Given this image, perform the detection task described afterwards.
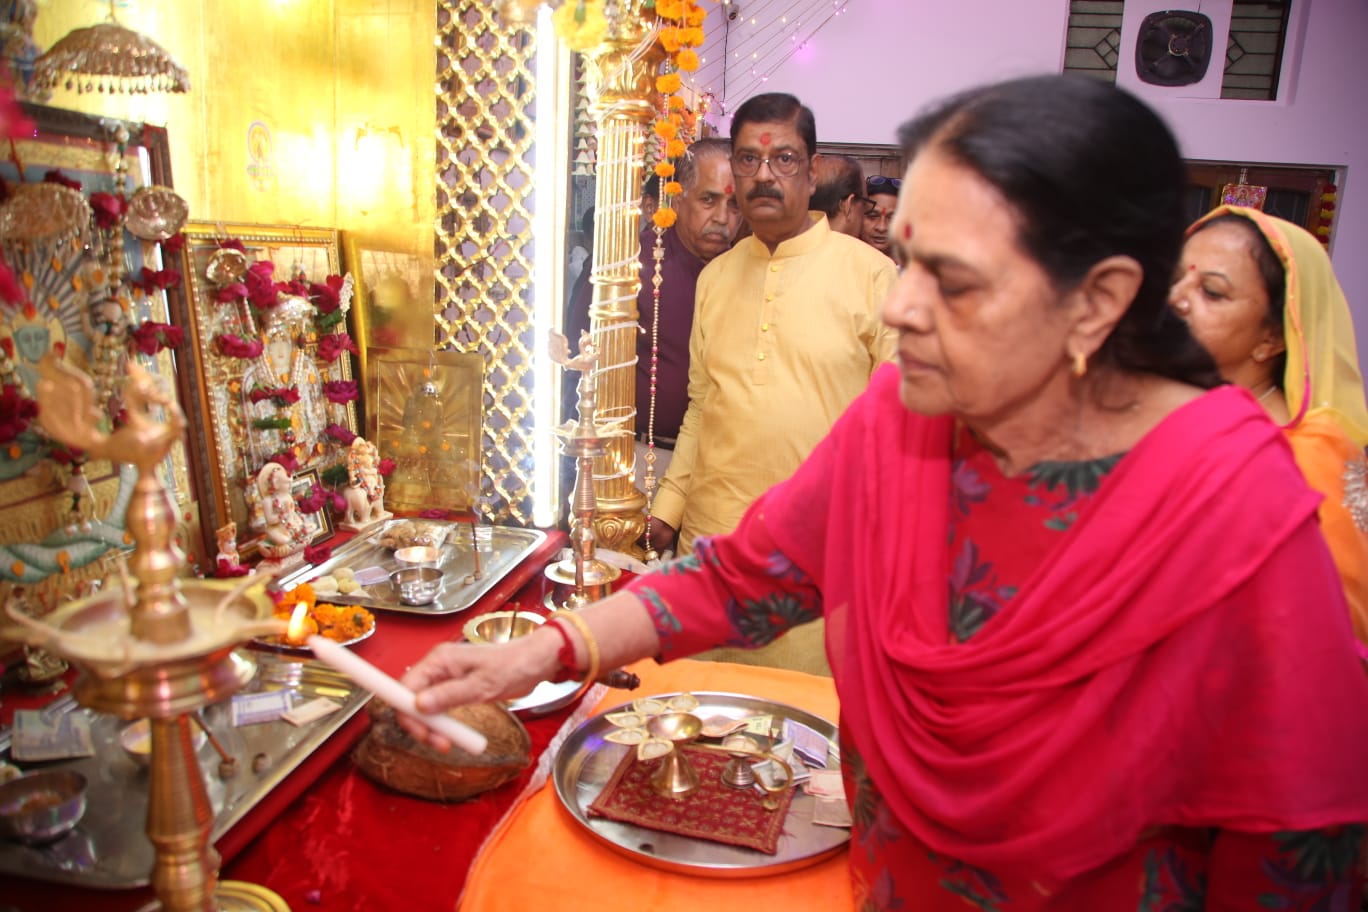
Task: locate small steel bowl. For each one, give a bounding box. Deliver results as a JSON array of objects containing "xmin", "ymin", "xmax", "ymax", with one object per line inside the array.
[
  {"xmin": 0, "ymin": 770, "xmax": 87, "ymax": 845},
  {"xmin": 119, "ymin": 719, "xmax": 206, "ymax": 768},
  {"xmin": 393, "ymin": 545, "xmax": 440, "ymax": 569},
  {"xmin": 390, "ymin": 566, "xmax": 444, "ymax": 606},
  {"xmin": 463, "ymin": 610, "xmax": 544, "ymax": 644}
]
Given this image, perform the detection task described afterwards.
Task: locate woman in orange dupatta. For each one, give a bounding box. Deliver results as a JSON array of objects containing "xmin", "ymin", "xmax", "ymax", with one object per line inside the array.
[
  {"xmin": 401, "ymin": 77, "xmax": 1368, "ymax": 910},
  {"xmin": 1172, "ymin": 206, "xmax": 1368, "ymax": 644}
]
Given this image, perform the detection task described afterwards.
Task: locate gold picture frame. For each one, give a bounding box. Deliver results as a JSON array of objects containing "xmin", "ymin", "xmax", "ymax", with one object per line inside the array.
[
  {"xmin": 0, "ymin": 104, "xmax": 195, "ymax": 601},
  {"xmin": 340, "ymin": 233, "xmax": 434, "ymax": 432},
  {"xmin": 368, "ymin": 346, "xmax": 483, "ymax": 513},
  {"xmin": 169, "ymin": 222, "xmax": 358, "ymax": 556}
]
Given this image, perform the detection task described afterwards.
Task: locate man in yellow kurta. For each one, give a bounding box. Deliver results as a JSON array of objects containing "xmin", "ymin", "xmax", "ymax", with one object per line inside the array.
[{"xmin": 647, "ymin": 93, "xmax": 896, "ymax": 674}]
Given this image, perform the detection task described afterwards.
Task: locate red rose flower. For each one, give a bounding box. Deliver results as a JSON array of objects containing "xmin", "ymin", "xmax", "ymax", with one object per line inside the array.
[
  {"xmin": 132, "ymin": 267, "xmax": 182, "ymax": 293},
  {"xmin": 304, "ymin": 543, "xmax": 333, "ymax": 565},
  {"xmin": 218, "ymin": 238, "xmax": 246, "ymax": 252},
  {"xmin": 324, "ymin": 423, "xmax": 357, "ymax": 445},
  {"xmin": 43, "ymin": 169, "xmax": 81, "ymax": 191},
  {"xmin": 309, "ymin": 275, "xmax": 346, "ymax": 314},
  {"xmin": 0, "ymin": 256, "xmax": 24, "ymax": 305},
  {"xmin": 215, "ymin": 558, "xmax": 251, "ymax": 578},
  {"xmin": 266, "ymin": 451, "xmax": 300, "ymax": 474},
  {"xmin": 377, "ymin": 457, "xmax": 396, "ymax": 476},
  {"xmin": 317, "ymin": 332, "xmax": 359, "ymax": 362},
  {"xmin": 0, "ymin": 86, "xmax": 34, "ymax": 141},
  {"xmin": 215, "ymin": 334, "xmax": 265, "ymax": 359},
  {"xmin": 0, "ymin": 383, "xmax": 39, "ymax": 443},
  {"xmin": 245, "ymin": 261, "xmax": 280, "ymax": 309},
  {"xmin": 214, "ymin": 281, "xmax": 249, "ymax": 303},
  {"xmin": 88, "ymin": 192, "xmax": 127, "ymax": 229},
  {"xmin": 322, "ymin": 380, "xmax": 358, "ymax": 404},
  {"xmin": 161, "ymin": 233, "xmax": 186, "ymax": 255},
  {"xmin": 296, "ymin": 482, "xmax": 327, "ymax": 514},
  {"xmin": 130, "ymin": 321, "xmax": 184, "ymax": 355}
]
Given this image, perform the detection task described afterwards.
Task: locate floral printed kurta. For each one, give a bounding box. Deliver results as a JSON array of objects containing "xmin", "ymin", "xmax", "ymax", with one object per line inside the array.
[{"xmin": 636, "ymin": 426, "xmax": 1364, "ymax": 910}]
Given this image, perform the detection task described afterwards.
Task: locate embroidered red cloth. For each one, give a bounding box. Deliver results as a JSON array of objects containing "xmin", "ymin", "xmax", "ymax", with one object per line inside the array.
[{"xmin": 588, "ymin": 745, "xmax": 794, "ymax": 854}]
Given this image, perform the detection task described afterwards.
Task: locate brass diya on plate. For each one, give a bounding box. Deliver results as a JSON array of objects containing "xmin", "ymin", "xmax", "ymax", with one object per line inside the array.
[{"xmin": 647, "ymin": 712, "xmax": 702, "ymax": 798}]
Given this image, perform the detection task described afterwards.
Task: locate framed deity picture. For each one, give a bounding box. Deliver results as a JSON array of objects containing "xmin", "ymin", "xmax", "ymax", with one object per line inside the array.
[
  {"xmin": 168, "ymin": 222, "xmax": 359, "ymax": 558},
  {"xmin": 367, "ymin": 346, "xmax": 483, "ymax": 513},
  {"xmin": 290, "ymin": 468, "xmax": 333, "ymax": 545},
  {"xmin": 340, "ymin": 234, "xmax": 434, "ymax": 431},
  {"xmin": 0, "ymin": 103, "xmax": 197, "ymax": 602}
]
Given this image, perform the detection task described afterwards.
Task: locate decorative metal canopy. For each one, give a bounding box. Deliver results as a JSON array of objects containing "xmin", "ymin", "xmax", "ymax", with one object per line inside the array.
[{"xmin": 33, "ymin": 3, "xmax": 188, "ymax": 97}]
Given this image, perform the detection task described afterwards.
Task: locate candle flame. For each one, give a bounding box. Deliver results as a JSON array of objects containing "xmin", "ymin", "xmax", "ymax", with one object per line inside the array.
[{"xmin": 285, "ymin": 602, "xmax": 311, "ymax": 645}]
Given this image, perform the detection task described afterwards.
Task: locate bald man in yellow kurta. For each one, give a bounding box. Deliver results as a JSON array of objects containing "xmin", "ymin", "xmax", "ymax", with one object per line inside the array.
[{"xmin": 650, "ymin": 212, "xmax": 896, "ymax": 674}]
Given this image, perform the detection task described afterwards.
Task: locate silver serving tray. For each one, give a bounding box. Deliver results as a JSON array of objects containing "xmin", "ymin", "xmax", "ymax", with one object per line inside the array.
[
  {"xmin": 277, "ymin": 520, "xmax": 547, "ymax": 616},
  {"xmin": 0, "ymin": 653, "xmax": 369, "ymax": 889},
  {"xmin": 552, "ymin": 692, "xmax": 848, "ymax": 877}
]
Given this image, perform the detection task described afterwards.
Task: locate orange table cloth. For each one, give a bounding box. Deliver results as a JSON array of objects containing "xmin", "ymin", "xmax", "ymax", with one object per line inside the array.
[{"xmin": 459, "ymin": 658, "xmax": 851, "ymax": 912}]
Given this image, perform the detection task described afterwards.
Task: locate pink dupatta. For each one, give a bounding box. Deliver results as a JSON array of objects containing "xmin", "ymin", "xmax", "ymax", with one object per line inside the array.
[{"xmin": 765, "ymin": 365, "xmax": 1368, "ymax": 882}]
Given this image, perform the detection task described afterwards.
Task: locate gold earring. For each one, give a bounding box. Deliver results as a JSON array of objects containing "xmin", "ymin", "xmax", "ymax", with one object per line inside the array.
[{"xmin": 1072, "ymin": 350, "xmax": 1088, "ymax": 378}]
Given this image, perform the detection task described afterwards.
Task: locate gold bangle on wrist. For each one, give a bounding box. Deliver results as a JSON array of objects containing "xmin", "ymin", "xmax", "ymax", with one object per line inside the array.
[{"xmin": 548, "ymin": 609, "xmax": 600, "ymax": 698}]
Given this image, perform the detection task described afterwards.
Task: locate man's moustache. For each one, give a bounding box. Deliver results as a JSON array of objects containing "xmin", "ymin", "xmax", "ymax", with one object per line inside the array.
[{"xmin": 747, "ymin": 187, "xmax": 783, "ymax": 201}]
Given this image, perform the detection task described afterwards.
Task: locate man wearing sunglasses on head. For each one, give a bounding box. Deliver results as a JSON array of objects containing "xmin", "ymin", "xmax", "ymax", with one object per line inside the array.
[
  {"xmin": 646, "ymin": 92, "xmax": 896, "ymax": 675},
  {"xmin": 861, "ymin": 174, "xmax": 901, "ymax": 257}
]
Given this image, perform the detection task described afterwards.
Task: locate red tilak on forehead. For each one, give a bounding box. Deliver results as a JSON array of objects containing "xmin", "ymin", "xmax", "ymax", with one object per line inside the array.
[
  {"xmin": 725, "ymin": 184, "xmax": 733, "ymax": 195},
  {"xmin": 902, "ymin": 223, "xmax": 912, "ymax": 240},
  {"xmin": 759, "ymin": 132, "xmax": 771, "ymax": 146}
]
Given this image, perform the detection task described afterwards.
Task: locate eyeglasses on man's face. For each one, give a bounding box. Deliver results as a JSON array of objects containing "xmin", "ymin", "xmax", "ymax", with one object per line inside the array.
[
  {"xmin": 866, "ymin": 175, "xmax": 902, "ymax": 194},
  {"xmin": 731, "ymin": 149, "xmax": 807, "ymax": 178}
]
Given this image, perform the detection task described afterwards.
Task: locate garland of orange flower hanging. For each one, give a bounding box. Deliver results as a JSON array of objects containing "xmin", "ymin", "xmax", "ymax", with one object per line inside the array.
[{"xmin": 642, "ymin": 0, "xmax": 707, "ymax": 559}]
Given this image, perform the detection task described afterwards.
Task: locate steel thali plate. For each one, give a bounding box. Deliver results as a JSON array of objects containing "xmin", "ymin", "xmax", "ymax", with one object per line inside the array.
[
  {"xmin": 552, "ymin": 691, "xmax": 848, "ymax": 877},
  {"xmin": 276, "ymin": 520, "xmax": 547, "ymax": 616}
]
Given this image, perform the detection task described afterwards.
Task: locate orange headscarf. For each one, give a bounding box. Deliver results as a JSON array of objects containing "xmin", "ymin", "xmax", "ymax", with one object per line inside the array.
[{"xmin": 1188, "ymin": 205, "xmax": 1368, "ymax": 445}]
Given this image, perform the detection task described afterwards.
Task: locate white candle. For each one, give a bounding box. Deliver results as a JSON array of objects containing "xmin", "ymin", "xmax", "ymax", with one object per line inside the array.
[{"xmin": 305, "ymin": 634, "xmax": 488, "ymax": 755}]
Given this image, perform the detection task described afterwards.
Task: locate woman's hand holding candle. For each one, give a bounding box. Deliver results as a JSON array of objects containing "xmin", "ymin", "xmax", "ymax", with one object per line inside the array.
[{"xmin": 305, "ymin": 634, "xmax": 488, "ymax": 755}]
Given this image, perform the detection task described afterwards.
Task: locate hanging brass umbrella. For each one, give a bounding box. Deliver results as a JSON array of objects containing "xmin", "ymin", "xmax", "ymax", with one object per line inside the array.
[{"xmin": 33, "ymin": 1, "xmax": 189, "ymax": 96}]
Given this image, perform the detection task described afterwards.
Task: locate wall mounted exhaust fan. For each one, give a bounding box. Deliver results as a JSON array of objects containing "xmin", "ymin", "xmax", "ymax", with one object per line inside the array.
[{"xmin": 1135, "ymin": 10, "xmax": 1214, "ymax": 87}]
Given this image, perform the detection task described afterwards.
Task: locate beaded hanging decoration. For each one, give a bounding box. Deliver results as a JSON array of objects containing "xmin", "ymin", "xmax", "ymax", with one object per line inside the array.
[{"xmin": 640, "ymin": 0, "xmax": 706, "ymax": 561}]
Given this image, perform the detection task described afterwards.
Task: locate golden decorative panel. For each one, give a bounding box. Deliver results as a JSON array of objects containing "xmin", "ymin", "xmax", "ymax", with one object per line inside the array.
[{"xmin": 435, "ymin": 2, "xmax": 542, "ymax": 525}]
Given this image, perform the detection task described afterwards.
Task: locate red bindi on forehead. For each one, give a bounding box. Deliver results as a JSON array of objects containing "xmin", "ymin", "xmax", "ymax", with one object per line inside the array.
[
  {"xmin": 759, "ymin": 132, "xmax": 771, "ymax": 146},
  {"xmin": 902, "ymin": 223, "xmax": 912, "ymax": 240},
  {"xmin": 724, "ymin": 184, "xmax": 733, "ymax": 195}
]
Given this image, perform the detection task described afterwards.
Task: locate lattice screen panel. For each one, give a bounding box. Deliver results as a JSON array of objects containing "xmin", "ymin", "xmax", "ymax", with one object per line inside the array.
[{"xmin": 436, "ymin": 2, "xmax": 540, "ymax": 524}]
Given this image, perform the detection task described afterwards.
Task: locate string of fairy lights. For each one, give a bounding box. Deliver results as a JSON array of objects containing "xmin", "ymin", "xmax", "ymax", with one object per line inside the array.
[{"xmin": 682, "ymin": 0, "xmax": 853, "ymax": 120}]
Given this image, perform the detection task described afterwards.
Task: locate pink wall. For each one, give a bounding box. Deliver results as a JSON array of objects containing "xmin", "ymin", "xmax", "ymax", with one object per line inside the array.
[{"xmin": 703, "ymin": 0, "xmax": 1368, "ymax": 369}]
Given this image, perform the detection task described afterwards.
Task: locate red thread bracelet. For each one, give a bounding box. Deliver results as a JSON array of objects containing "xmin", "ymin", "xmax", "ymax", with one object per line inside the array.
[{"xmin": 545, "ymin": 616, "xmax": 580, "ymax": 682}]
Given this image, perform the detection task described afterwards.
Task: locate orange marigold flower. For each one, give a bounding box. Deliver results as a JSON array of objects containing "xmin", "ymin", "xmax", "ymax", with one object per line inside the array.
[
  {"xmin": 655, "ymin": 162, "xmax": 676, "ymax": 178},
  {"xmin": 675, "ymin": 49, "xmax": 700, "ymax": 72},
  {"xmin": 664, "ymin": 181, "xmax": 683, "ymax": 197},
  {"xmin": 685, "ymin": 27, "xmax": 706, "ymax": 45},
  {"xmin": 668, "ymin": 94, "xmax": 686, "ymax": 111},
  {"xmin": 666, "ymin": 138, "xmax": 687, "ymax": 158},
  {"xmin": 654, "ymin": 118, "xmax": 679, "ymax": 140},
  {"xmin": 277, "ymin": 582, "xmax": 317, "ymax": 612},
  {"xmin": 656, "ymin": 72, "xmax": 682, "ymax": 94},
  {"xmin": 659, "ymin": 27, "xmax": 682, "ymax": 52},
  {"xmin": 656, "ymin": 0, "xmax": 685, "ymax": 20},
  {"xmin": 685, "ymin": 5, "xmax": 708, "ymax": 26},
  {"xmin": 653, "ymin": 207, "xmax": 678, "ymax": 228}
]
